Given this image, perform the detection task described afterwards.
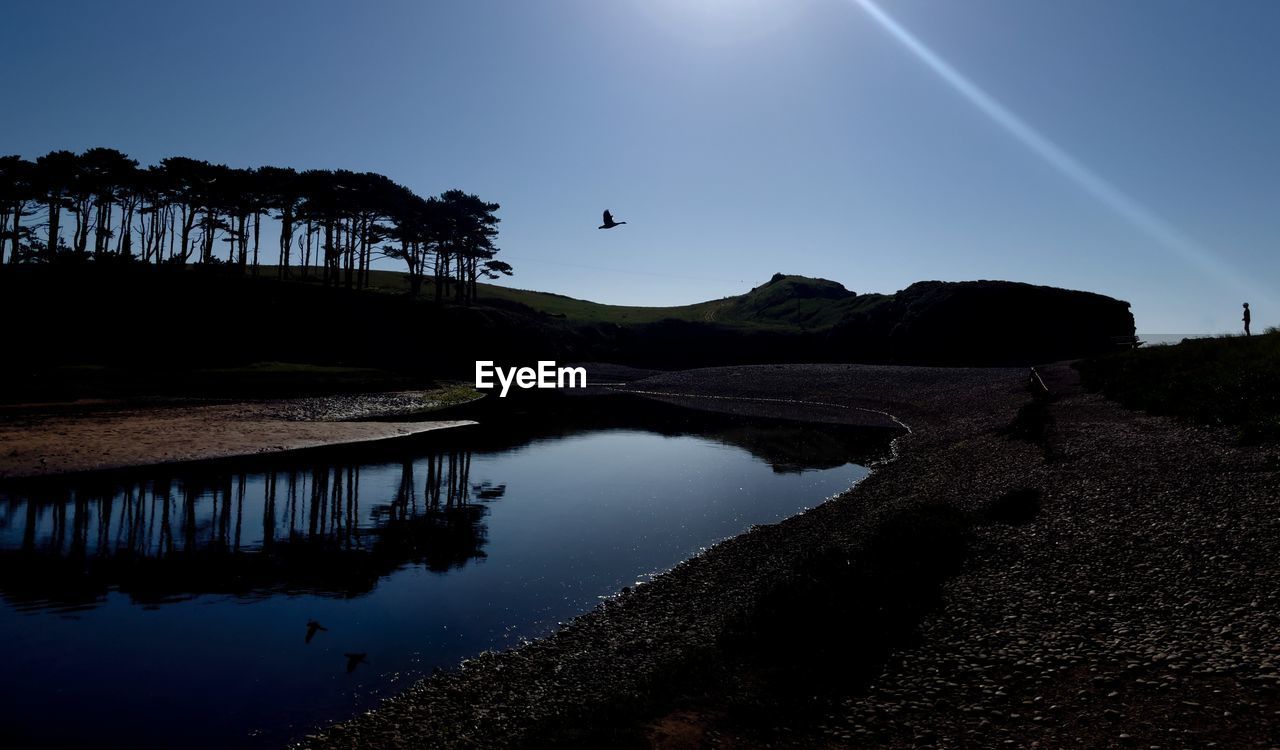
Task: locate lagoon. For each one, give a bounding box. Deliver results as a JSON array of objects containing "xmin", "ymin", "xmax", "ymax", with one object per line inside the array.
[{"xmin": 0, "ymin": 398, "xmax": 893, "ymax": 748}]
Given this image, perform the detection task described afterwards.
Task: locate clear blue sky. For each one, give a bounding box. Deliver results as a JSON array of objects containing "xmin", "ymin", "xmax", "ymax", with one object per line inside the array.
[{"xmin": 3, "ymin": 0, "xmax": 1277, "ymax": 333}]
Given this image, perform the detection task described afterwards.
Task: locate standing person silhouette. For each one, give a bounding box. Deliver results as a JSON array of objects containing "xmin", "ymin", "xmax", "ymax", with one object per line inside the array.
[{"xmin": 1243, "ymin": 302, "xmax": 1251, "ymax": 336}]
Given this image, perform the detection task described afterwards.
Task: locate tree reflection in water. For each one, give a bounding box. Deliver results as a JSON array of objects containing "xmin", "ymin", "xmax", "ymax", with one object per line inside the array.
[
  {"xmin": 0, "ymin": 394, "xmax": 894, "ymax": 613},
  {"xmin": 0, "ymin": 449, "xmax": 494, "ymax": 608}
]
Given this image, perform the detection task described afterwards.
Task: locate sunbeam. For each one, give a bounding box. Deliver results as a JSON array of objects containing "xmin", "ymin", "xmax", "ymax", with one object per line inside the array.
[{"xmin": 850, "ymin": 0, "xmax": 1271, "ymax": 310}]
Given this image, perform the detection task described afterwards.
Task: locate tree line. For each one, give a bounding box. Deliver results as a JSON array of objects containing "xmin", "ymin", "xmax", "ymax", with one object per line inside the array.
[{"xmin": 0, "ymin": 148, "xmax": 510, "ymax": 302}]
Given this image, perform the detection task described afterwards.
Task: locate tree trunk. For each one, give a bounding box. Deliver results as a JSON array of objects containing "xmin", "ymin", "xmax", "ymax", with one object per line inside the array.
[
  {"xmin": 139, "ymin": 210, "xmax": 150, "ymax": 262},
  {"xmin": 252, "ymin": 211, "xmax": 260, "ymax": 276},
  {"xmin": 179, "ymin": 205, "xmax": 194, "ymax": 263},
  {"xmin": 10, "ymin": 204, "xmax": 21, "ymax": 264},
  {"xmin": 73, "ymin": 198, "xmax": 92, "ymax": 256},
  {"xmin": 324, "ymin": 221, "xmax": 334, "ymax": 286},
  {"xmin": 435, "ymin": 251, "xmax": 447, "ymax": 302},
  {"xmin": 302, "ymin": 221, "xmax": 312, "ymax": 278},
  {"xmin": 358, "ymin": 215, "xmax": 369, "ymax": 289},
  {"xmin": 0, "ymin": 205, "xmax": 9, "ymax": 267},
  {"xmin": 408, "ymin": 240, "xmax": 423, "ymax": 296},
  {"xmin": 455, "ymin": 249, "xmax": 465, "ymax": 302},
  {"xmin": 46, "ymin": 200, "xmax": 61, "ymax": 261},
  {"xmin": 278, "ymin": 207, "xmax": 293, "ymax": 279},
  {"xmin": 119, "ymin": 204, "xmax": 133, "ymax": 259},
  {"xmin": 344, "ymin": 218, "xmax": 355, "ymax": 289},
  {"xmin": 236, "ymin": 214, "xmax": 248, "ymax": 268},
  {"xmin": 114, "ymin": 202, "xmax": 129, "ymax": 255},
  {"xmin": 203, "ymin": 211, "xmax": 218, "ymax": 264},
  {"xmin": 93, "ymin": 201, "xmax": 105, "ymax": 257},
  {"xmin": 0, "ymin": 204, "xmax": 11, "ymax": 266}
]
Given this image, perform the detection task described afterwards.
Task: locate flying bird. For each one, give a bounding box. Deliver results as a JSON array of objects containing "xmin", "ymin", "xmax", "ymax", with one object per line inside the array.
[
  {"xmin": 599, "ymin": 210, "xmax": 627, "ymax": 229},
  {"xmin": 344, "ymin": 652, "xmax": 369, "ymax": 673},
  {"xmin": 305, "ymin": 619, "xmax": 328, "ymax": 644}
]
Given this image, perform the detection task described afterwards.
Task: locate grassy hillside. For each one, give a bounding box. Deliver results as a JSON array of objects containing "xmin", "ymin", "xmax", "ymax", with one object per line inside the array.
[
  {"xmin": 1078, "ymin": 331, "xmax": 1280, "ymax": 443},
  {"xmin": 262, "ymin": 266, "xmax": 734, "ymax": 325},
  {"xmin": 272, "ymin": 268, "xmax": 873, "ymax": 330},
  {"xmin": 478, "ymin": 283, "xmax": 735, "ymax": 325},
  {"xmin": 0, "ymin": 264, "xmax": 1138, "ymax": 402},
  {"xmin": 718, "ymin": 275, "xmax": 887, "ymax": 329},
  {"xmin": 483, "ymin": 274, "xmax": 885, "ymax": 329},
  {"xmin": 262, "ymin": 267, "xmax": 1137, "ymax": 367}
]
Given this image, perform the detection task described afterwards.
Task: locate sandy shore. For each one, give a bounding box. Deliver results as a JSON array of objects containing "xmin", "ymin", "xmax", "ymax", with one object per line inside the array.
[
  {"xmin": 0, "ymin": 391, "xmax": 475, "ymax": 479},
  {"xmin": 291, "ymin": 362, "xmax": 1279, "ymax": 749}
]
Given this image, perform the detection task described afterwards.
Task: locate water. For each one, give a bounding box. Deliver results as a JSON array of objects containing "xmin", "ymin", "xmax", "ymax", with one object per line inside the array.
[{"xmin": 0, "ymin": 397, "xmax": 894, "ymax": 749}]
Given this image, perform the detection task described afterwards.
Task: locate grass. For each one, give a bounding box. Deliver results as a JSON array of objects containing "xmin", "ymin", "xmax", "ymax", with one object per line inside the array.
[
  {"xmin": 1077, "ymin": 330, "xmax": 1280, "ymax": 443},
  {"xmin": 480, "ymin": 273, "xmax": 890, "ymax": 330},
  {"xmin": 419, "ymin": 384, "xmax": 483, "ymax": 410},
  {"xmin": 260, "ymin": 266, "xmax": 739, "ymax": 325},
  {"xmin": 258, "ymin": 266, "xmax": 872, "ymax": 330},
  {"xmin": 478, "ymin": 282, "xmax": 737, "ymax": 325}
]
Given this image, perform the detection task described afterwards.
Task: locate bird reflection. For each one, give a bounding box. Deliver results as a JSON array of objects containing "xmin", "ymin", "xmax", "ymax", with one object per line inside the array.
[
  {"xmin": 473, "ymin": 483, "xmax": 507, "ymax": 501},
  {"xmin": 344, "ymin": 652, "xmax": 369, "ymax": 673},
  {"xmin": 305, "ymin": 619, "xmax": 328, "ymax": 644}
]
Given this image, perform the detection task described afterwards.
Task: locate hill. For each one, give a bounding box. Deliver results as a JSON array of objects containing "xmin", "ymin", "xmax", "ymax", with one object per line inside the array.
[
  {"xmin": 0, "ymin": 265, "xmax": 1135, "ymax": 399},
  {"xmin": 482, "ymin": 273, "xmax": 873, "ymax": 330},
  {"xmin": 299, "ymin": 269, "xmax": 870, "ymax": 329},
  {"xmin": 471, "ymin": 272, "xmax": 1135, "ymax": 365},
  {"xmin": 827, "ymin": 279, "xmax": 1136, "ymax": 365}
]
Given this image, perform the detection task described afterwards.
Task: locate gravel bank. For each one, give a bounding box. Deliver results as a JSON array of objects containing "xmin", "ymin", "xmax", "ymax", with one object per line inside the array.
[
  {"xmin": 806, "ymin": 363, "xmax": 1280, "ymax": 749},
  {"xmin": 296, "ymin": 361, "xmax": 1280, "ymax": 748},
  {"xmin": 296, "ymin": 363, "xmax": 1039, "ymax": 748}
]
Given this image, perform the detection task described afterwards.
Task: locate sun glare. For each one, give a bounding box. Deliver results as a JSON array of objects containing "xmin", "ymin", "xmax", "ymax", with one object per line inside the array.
[
  {"xmin": 847, "ymin": 0, "xmax": 1274, "ymax": 312},
  {"xmin": 639, "ymin": 0, "xmax": 808, "ymax": 45}
]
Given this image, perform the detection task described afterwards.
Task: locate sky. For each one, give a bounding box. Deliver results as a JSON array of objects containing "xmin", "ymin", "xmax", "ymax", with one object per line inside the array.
[{"xmin": 2, "ymin": 0, "xmax": 1277, "ymax": 333}]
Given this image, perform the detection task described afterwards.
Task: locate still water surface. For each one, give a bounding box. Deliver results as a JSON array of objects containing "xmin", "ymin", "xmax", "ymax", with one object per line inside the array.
[{"xmin": 0, "ymin": 401, "xmax": 891, "ymax": 748}]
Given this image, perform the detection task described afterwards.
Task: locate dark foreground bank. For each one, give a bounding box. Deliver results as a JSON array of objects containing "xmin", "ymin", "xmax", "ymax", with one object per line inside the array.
[{"xmin": 293, "ymin": 362, "xmax": 1280, "ymax": 749}]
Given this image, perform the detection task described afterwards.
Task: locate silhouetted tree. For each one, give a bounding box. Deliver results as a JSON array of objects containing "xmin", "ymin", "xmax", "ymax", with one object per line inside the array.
[
  {"xmin": 134, "ymin": 165, "xmax": 174, "ymax": 264},
  {"xmin": 258, "ymin": 166, "xmax": 301, "ymax": 279},
  {"xmin": 4, "ymin": 148, "xmax": 511, "ymax": 295},
  {"xmin": 159, "ymin": 156, "xmax": 213, "ymax": 263},
  {"xmin": 0, "ymin": 156, "xmax": 38, "ymax": 266},
  {"xmin": 383, "ymin": 192, "xmax": 441, "ymax": 297},
  {"xmin": 34, "ymin": 150, "xmax": 79, "ymax": 261},
  {"xmin": 78, "ymin": 147, "xmax": 138, "ymax": 259},
  {"xmin": 435, "ymin": 190, "xmax": 501, "ymax": 304}
]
